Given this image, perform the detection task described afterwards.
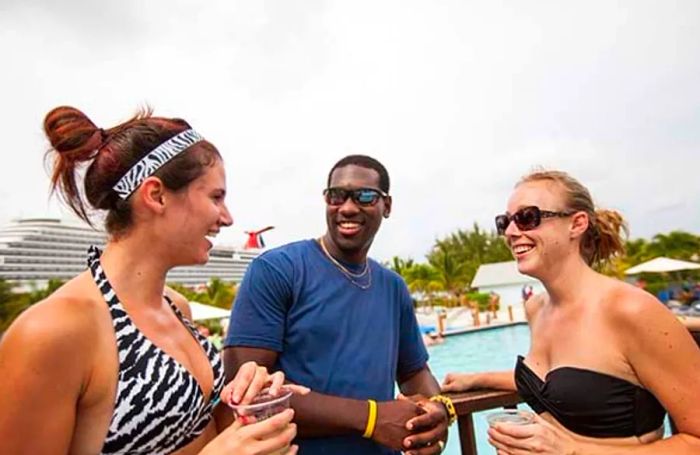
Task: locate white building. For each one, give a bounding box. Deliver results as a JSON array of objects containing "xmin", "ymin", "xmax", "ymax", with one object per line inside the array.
[
  {"xmin": 471, "ymin": 260, "xmax": 544, "ymax": 306},
  {"xmin": 0, "ymin": 218, "xmax": 259, "ymax": 289}
]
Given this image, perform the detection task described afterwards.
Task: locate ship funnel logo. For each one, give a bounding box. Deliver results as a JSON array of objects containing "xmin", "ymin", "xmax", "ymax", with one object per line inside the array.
[{"xmin": 244, "ymin": 226, "xmax": 275, "ymax": 249}]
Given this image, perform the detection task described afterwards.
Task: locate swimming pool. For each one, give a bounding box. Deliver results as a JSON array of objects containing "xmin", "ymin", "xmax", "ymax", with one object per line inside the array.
[{"xmin": 427, "ymin": 323, "xmax": 530, "ymax": 455}]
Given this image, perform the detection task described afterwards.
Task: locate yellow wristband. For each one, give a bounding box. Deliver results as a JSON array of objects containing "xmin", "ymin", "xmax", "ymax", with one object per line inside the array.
[
  {"xmin": 363, "ymin": 399, "xmax": 378, "ymax": 439},
  {"xmin": 430, "ymin": 394, "xmax": 457, "ymax": 426}
]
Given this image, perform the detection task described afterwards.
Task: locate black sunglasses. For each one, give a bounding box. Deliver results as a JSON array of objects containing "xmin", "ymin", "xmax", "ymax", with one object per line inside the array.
[
  {"xmin": 323, "ymin": 187, "xmax": 388, "ymax": 207},
  {"xmin": 495, "ymin": 206, "xmax": 575, "ymax": 235}
]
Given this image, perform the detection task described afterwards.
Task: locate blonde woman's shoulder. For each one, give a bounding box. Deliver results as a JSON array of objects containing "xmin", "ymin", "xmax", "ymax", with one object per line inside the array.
[{"xmin": 604, "ymin": 278, "xmax": 673, "ymax": 327}]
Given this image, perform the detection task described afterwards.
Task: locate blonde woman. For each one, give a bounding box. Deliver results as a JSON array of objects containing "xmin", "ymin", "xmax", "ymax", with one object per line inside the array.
[{"xmin": 443, "ymin": 170, "xmax": 700, "ymax": 454}]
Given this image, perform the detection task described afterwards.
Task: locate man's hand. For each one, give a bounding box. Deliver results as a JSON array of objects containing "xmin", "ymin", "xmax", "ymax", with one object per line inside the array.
[
  {"xmin": 399, "ymin": 394, "xmax": 449, "ymax": 455},
  {"xmin": 371, "ymin": 400, "xmax": 424, "ymax": 450}
]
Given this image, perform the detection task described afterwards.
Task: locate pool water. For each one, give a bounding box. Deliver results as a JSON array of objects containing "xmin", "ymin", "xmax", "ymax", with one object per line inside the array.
[{"xmin": 427, "ymin": 323, "xmax": 530, "ymax": 455}]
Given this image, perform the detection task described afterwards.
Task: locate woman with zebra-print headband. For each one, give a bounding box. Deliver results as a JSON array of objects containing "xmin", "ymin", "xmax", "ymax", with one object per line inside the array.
[{"xmin": 0, "ymin": 106, "xmax": 308, "ymax": 455}]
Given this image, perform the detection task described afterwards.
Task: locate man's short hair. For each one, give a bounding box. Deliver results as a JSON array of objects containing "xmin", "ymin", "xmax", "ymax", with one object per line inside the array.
[{"xmin": 327, "ymin": 155, "xmax": 390, "ymax": 193}]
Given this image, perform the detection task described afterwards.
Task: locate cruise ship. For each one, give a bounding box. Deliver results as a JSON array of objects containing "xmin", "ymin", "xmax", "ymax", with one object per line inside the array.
[{"xmin": 0, "ymin": 218, "xmax": 260, "ymax": 289}]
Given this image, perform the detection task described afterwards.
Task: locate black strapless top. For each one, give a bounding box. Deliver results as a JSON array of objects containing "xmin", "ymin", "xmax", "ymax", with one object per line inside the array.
[{"xmin": 515, "ymin": 355, "xmax": 666, "ymax": 438}]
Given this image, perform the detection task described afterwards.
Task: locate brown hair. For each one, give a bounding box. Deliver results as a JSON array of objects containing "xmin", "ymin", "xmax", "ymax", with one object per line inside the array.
[
  {"xmin": 44, "ymin": 106, "xmax": 221, "ymax": 237},
  {"xmin": 518, "ymin": 170, "xmax": 628, "ymax": 267}
]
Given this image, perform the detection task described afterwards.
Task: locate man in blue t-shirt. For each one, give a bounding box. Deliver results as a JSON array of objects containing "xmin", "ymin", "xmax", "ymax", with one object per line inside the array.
[{"xmin": 224, "ymin": 155, "xmax": 452, "ymax": 454}]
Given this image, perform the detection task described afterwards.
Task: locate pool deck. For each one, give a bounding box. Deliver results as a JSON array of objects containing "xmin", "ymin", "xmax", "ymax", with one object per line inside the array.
[
  {"xmin": 416, "ymin": 304, "xmax": 528, "ymax": 337},
  {"xmin": 441, "ymin": 320, "xmax": 527, "ymax": 336}
]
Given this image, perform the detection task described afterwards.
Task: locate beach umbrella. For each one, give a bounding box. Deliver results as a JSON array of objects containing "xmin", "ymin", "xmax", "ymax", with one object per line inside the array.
[
  {"xmin": 624, "ymin": 257, "xmax": 700, "ymax": 275},
  {"xmin": 189, "ymin": 301, "xmax": 231, "ymax": 321}
]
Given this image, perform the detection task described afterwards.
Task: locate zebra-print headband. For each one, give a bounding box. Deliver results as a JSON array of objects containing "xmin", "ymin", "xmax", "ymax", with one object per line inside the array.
[{"xmin": 112, "ymin": 129, "xmax": 204, "ymax": 199}]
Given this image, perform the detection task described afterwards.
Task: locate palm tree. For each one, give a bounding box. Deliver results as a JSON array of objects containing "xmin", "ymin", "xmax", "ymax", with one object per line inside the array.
[
  {"xmin": 202, "ymin": 278, "xmax": 237, "ymax": 310},
  {"xmin": 0, "ymin": 279, "xmax": 16, "ymax": 325},
  {"xmin": 428, "ymin": 223, "xmax": 512, "ymax": 289},
  {"xmin": 388, "ymin": 256, "xmax": 415, "ymax": 278},
  {"xmin": 0, "ymin": 280, "xmax": 33, "ymax": 333},
  {"xmin": 647, "ymin": 231, "xmax": 700, "ymax": 261},
  {"xmin": 403, "ymin": 264, "xmax": 444, "ymax": 310},
  {"xmin": 427, "ymin": 244, "xmax": 469, "ymax": 300},
  {"xmin": 28, "ymin": 279, "xmax": 65, "ymax": 302},
  {"xmin": 167, "ymin": 280, "xmax": 237, "ymax": 310}
]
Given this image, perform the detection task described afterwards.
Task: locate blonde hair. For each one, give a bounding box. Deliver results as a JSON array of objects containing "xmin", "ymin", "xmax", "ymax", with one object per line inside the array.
[{"xmin": 518, "ymin": 170, "xmax": 628, "ymax": 267}]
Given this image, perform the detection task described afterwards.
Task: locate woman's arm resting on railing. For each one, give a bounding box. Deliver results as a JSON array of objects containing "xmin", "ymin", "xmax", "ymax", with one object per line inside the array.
[
  {"xmin": 441, "ymin": 370, "xmax": 516, "ymax": 393},
  {"xmin": 678, "ymin": 315, "xmax": 700, "ymax": 331}
]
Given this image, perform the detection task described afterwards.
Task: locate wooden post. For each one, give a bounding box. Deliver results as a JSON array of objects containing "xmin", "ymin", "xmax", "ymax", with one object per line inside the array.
[
  {"xmin": 458, "ymin": 413, "xmax": 478, "ymax": 455},
  {"xmin": 489, "ymin": 293, "xmax": 499, "ymax": 319},
  {"xmin": 448, "ymin": 389, "xmax": 523, "ymax": 455},
  {"xmin": 508, "ymin": 305, "xmax": 513, "ymax": 322},
  {"xmin": 437, "ymin": 313, "xmax": 446, "ymax": 335},
  {"xmin": 460, "ymin": 295, "xmax": 468, "ymax": 307}
]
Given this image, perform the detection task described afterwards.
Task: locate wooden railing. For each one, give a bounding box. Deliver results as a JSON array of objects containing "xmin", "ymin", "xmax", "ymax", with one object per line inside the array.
[{"xmin": 445, "ymin": 389, "xmax": 522, "ymax": 455}]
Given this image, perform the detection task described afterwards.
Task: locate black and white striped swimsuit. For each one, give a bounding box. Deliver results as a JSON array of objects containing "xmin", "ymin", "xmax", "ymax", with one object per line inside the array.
[{"xmin": 87, "ymin": 246, "xmax": 225, "ymax": 455}]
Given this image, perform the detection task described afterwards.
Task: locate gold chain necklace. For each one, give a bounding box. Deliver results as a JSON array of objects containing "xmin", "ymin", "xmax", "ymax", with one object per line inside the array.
[{"xmin": 318, "ymin": 237, "xmax": 372, "ymax": 290}]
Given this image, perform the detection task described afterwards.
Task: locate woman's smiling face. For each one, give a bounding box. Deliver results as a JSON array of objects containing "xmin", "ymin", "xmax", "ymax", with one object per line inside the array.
[{"xmin": 504, "ymin": 180, "xmax": 577, "ymax": 279}]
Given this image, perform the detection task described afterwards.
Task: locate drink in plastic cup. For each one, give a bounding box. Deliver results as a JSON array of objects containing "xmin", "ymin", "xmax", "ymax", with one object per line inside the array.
[
  {"xmin": 485, "ymin": 409, "xmax": 535, "ymax": 427},
  {"xmin": 229, "ymin": 387, "xmax": 293, "ymax": 425}
]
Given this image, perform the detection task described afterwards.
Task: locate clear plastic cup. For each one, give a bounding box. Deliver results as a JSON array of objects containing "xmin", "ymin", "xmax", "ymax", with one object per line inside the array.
[
  {"xmin": 485, "ymin": 409, "xmax": 535, "ymax": 427},
  {"xmin": 229, "ymin": 387, "xmax": 293, "ymax": 425}
]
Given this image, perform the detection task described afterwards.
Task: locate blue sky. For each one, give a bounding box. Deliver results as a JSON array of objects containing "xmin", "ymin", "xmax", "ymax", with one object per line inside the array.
[{"xmin": 1, "ymin": 0, "xmax": 699, "ymax": 261}]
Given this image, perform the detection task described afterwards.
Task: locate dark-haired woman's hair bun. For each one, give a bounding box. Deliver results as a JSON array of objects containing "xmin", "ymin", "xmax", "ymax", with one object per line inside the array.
[
  {"xmin": 44, "ymin": 106, "xmax": 106, "ymax": 224},
  {"xmin": 44, "ymin": 105, "xmax": 222, "ymax": 237},
  {"xmin": 44, "ymin": 106, "xmax": 103, "ymax": 157}
]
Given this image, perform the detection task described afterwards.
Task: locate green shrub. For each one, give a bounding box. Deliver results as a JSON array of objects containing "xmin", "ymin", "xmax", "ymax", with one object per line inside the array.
[{"xmin": 466, "ymin": 291, "xmax": 496, "ymax": 312}]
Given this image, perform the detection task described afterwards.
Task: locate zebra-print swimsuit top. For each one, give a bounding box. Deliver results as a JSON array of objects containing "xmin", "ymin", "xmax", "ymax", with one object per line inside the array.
[{"xmin": 87, "ymin": 246, "xmax": 226, "ymax": 455}]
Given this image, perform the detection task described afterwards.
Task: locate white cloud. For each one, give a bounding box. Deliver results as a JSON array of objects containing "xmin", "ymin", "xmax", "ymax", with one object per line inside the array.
[{"xmin": 1, "ymin": 0, "xmax": 699, "ymax": 262}]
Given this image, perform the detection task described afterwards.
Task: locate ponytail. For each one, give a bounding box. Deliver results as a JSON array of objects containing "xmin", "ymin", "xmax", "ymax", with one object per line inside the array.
[{"xmin": 582, "ymin": 209, "xmax": 628, "ymax": 267}]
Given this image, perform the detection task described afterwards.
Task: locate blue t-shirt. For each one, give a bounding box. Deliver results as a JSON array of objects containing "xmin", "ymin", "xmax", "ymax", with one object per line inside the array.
[{"xmin": 225, "ymin": 239, "xmax": 429, "ymax": 454}]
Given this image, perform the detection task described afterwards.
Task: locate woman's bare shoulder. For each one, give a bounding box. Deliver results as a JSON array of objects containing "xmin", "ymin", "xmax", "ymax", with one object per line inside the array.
[
  {"xmin": 0, "ymin": 273, "xmax": 110, "ymax": 408},
  {"xmin": 604, "ymin": 279, "xmax": 666, "ymax": 320},
  {"xmin": 3, "ymin": 273, "xmax": 104, "ymax": 352},
  {"xmin": 602, "ymin": 279, "xmax": 683, "ymax": 341}
]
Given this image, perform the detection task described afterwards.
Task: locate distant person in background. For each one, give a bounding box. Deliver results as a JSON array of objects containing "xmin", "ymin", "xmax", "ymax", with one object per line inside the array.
[
  {"xmin": 0, "ymin": 106, "xmax": 304, "ymax": 454},
  {"xmin": 423, "ymin": 332, "xmax": 445, "ymax": 347},
  {"xmin": 634, "ymin": 278, "xmax": 647, "ymax": 289},
  {"xmin": 197, "ymin": 323, "xmax": 212, "ymax": 337},
  {"xmin": 521, "ymin": 284, "xmax": 533, "ymax": 304},
  {"xmin": 443, "ymin": 170, "xmax": 700, "ymax": 453}
]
